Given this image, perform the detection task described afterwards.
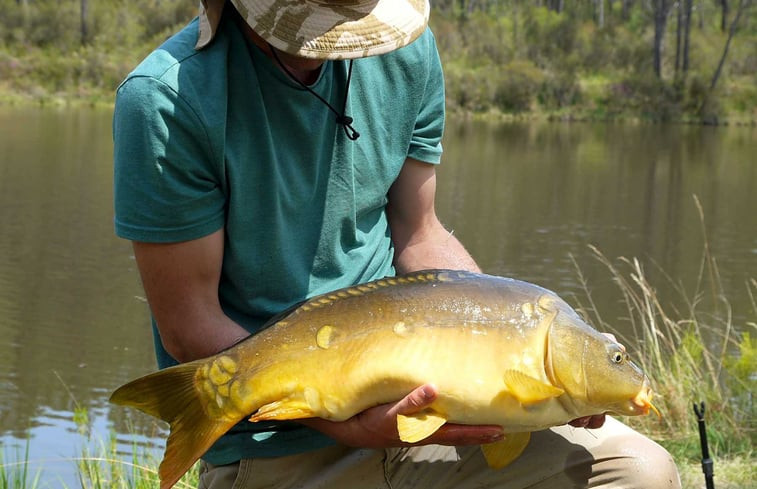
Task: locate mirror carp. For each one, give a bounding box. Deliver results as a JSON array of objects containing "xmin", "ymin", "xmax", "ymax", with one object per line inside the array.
[{"xmin": 110, "ymin": 270, "xmax": 657, "ymax": 489}]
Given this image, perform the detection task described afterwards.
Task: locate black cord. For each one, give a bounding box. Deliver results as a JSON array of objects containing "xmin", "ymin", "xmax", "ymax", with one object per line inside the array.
[{"xmin": 269, "ymin": 46, "xmax": 360, "ymax": 141}]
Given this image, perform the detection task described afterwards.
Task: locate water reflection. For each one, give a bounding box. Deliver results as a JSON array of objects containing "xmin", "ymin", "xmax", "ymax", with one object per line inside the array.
[
  {"xmin": 436, "ymin": 119, "xmax": 756, "ymax": 337},
  {"xmin": 0, "ymin": 107, "xmax": 162, "ymax": 487},
  {"xmin": 0, "ymin": 109, "xmax": 754, "ymax": 488}
]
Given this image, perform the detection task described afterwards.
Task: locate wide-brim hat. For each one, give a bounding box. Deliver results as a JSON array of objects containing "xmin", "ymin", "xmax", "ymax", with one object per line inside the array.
[{"xmin": 197, "ymin": 0, "xmax": 430, "ymax": 59}]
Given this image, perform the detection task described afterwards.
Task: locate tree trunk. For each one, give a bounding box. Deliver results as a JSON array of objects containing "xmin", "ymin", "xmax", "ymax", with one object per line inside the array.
[
  {"xmin": 652, "ymin": 0, "xmax": 672, "ymax": 78},
  {"xmin": 682, "ymin": 0, "xmax": 693, "ymax": 73},
  {"xmin": 20, "ymin": 0, "xmax": 29, "ymax": 34},
  {"xmin": 547, "ymin": 0, "xmax": 564, "ymax": 12},
  {"xmin": 720, "ymin": 0, "xmax": 730, "ymax": 32},
  {"xmin": 621, "ymin": 0, "xmax": 634, "ymax": 21},
  {"xmin": 710, "ymin": 0, "xmax": 750, "ymax": 91},
  {"xmin": 596, "ymin": 0, "xmax": 605, "ymax": 28},
  {"xmin": 675, "ymin": 1, "xmax": 682, "ymax": 74},
  {"xmin": 80, "ymin": 0, "xmax": 89, "ymax": 45}
]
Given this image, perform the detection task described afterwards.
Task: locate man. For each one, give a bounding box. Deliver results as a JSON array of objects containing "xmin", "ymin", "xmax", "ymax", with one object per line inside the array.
[{"xmin": 113, "ymin": 0, "xmax": 681, "ymax": 487}]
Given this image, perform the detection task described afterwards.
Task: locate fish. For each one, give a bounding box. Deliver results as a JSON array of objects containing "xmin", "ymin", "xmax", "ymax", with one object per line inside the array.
[{"xmin": 110, "ymin": 269, "xmax": 658, "ymax": 489}]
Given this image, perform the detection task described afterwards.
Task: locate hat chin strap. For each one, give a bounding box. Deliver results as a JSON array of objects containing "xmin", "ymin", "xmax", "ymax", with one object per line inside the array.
[{"xmin": 270, "ymin": 46, "xmax": 360, "ymax": 141}]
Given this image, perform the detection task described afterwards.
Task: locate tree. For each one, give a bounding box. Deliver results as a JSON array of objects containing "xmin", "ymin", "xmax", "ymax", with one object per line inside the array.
[
  {"xmin": 718, "ymin": 0, "xmax": 730, "ymax": 31},
  {"xmin": 80, "ymin": 0, "xmax": 89, "ymax": 45},
  {"xmin": 682, "ymin": 0, "xmax": 693, "ymax": 73},
  {"xmin": 596, "ymin": 0, "xmax": 605, "ymax": 28},
  {"xmin": 675, "ymin": 1, "xmax": 683, "ymax": 72},
  {"xmin": 546, "ymin": 0, "xmax": 565, "ymax": 12},
  {"xmin": 710, "ymin": 0, "xmax": 753, "ymax": 91},
  {"xmin": 652, "ymin": 0, "xmax": 673, "ymax": 78},
  {"xmin": 675, "ymin": 0, "xmax": 694, "ymax": 77},
  {"xmin": 621, "ymin": 0, "xmax": 635, "ymax": 20}
]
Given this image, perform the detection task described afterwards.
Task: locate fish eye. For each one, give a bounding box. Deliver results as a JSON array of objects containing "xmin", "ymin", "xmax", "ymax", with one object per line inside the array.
[{"xmin": 611, "ymin": 351, "xmax": 624, "ymax": 364}]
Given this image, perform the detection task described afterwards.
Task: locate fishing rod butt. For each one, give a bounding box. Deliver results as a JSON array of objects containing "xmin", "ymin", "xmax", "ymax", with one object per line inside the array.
[{"xmin": 692, "ymin": 400, "xmax": 715, "ymax": 489}]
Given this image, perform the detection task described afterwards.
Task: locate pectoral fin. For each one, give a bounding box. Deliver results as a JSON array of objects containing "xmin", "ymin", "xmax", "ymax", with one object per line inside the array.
[
  {"xmin": 249, "ymin": 399, "xmax": 315, "ymax": 422},
  {"xmin": 480, "ymin": 432, "xmax": 531, "ymax": 469},
  {"xmin": 397, "ymin": 410, "xmax": 448, "ymax": 443},
  {"xmin": 503, "ymin": 369, "xmax": 564, "ymax": 405}
]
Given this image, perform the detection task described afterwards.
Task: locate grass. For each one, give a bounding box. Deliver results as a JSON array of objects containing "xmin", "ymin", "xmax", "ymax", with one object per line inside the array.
[
  {"xmin": 1, "ymin": 375, "xmax": 199, "ymax": 489},
  {"xmin": 0, "ymin": 440, "xmax": 41, "ymax": 489},
  {"xmin": 72, "ymin": 436, "xmax": 199, "ymax": 489},
  {"xmin": 0, "ymin": 431, "xmax": 199, "ymax": 489},
  {"xmin": 67, "ymin": 406, "xmax": 199, "ymax": 489},
  {"xmin": 571, "ymin": 197, "xmax": 756, "ymax": 488}
]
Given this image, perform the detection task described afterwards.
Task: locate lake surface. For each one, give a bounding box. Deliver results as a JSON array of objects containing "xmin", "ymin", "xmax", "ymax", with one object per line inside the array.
[{"xmin": 1, "ymin": 107, "xmax": 755, "ymax": 488}]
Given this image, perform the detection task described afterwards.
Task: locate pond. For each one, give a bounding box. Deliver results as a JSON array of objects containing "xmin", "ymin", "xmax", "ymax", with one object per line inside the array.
[{"xmin": 0, "ymin": 107, "xmax": 754, "ymax": 488}]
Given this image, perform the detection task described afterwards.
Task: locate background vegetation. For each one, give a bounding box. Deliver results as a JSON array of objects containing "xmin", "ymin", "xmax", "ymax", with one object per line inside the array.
[{"xmin": 0, "ymin": 0, "xmax": 755, "ymax": 123}]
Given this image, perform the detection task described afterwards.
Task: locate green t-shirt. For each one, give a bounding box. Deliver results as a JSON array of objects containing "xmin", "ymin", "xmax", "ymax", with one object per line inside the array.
[{"xmin": 113, "ymin": 14, "xmax": 445, "ymax": 464}]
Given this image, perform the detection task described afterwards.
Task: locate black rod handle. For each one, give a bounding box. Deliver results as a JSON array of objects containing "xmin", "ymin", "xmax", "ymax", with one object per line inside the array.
[{"xmin": 693, "ymin": 401, "xmax": 715, "ymax": 489}]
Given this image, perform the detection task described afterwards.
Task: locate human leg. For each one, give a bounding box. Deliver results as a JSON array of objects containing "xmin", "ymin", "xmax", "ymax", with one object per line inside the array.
[
  {"xmin": 197, "ymin": 418, "xmax": 680, "ymax": 489},
  {"xmin": 385, "ymin": 417, "xmax": 680, "ymax": 489},
  {"xmin": 197, "ymin": 445, "xmax": 389, "ymax": 489}
]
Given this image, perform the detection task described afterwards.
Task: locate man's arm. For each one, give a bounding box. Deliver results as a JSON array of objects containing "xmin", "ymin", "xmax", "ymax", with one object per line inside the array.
[
  {"xmin": 132, "ymin": 228, "xmax": 249, "ymax": 363},
  {"xmin": 386, "ymin": 158, "xmax": 480, "ymax": 274}
]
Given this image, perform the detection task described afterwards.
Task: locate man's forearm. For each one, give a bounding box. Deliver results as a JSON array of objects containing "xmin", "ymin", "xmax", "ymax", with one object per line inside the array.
[{"xmin": 393, "ymin": 222, "xmax": 480, "ymax": 274}]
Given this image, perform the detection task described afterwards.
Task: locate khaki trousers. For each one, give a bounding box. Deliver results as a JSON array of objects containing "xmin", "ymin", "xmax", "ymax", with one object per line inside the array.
[{"xmin": 197, "ymin": 417, "xmax": 680, "ymax": 489}]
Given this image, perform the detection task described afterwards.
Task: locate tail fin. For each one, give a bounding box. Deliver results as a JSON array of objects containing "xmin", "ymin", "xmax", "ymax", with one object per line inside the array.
[{"xmin": 110, "ymin": 361, "xmax": 241, "ymax": 489}]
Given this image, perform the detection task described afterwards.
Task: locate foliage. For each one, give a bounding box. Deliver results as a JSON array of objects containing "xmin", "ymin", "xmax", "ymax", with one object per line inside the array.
[
  {"xmin": 431, "ymin": 2, "xmax": 756, "ymax": 123},
  {"xmin": 0, "ymin": 1, "xmax": 755, "ymax": 120}
]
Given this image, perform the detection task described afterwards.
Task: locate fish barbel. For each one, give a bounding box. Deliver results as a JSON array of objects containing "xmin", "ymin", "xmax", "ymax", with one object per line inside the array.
[{"xmin": 110, "ymin": 270, "xmax": 657, "ymax": 489}]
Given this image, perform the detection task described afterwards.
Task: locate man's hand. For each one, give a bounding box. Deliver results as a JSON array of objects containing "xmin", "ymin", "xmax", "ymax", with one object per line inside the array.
[
  {"xmin": 568, "ymin": 414, "xmax": 606, "ymax": 429},
  {"xmin": 300, "ymin": 384, "xmax": 504, "ymax": 448}
]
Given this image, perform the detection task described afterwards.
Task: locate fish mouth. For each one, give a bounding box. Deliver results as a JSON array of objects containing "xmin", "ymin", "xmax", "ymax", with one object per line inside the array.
[{"xmin": 632, "ymin": 379, "xmax": 661, "ymax": 418}]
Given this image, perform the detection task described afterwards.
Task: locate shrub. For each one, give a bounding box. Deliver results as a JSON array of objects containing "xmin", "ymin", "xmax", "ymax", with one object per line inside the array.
[
  {"xmin": 538, "ymin": 71, "xmax": 581, "ymax": 110},
  {"xmin": 491, "ymin": 60, "xmax": 544, "ymax": 113},
  {"xmin": 606, "ymin": 75, "xmax": 682, "ymax": 121}
]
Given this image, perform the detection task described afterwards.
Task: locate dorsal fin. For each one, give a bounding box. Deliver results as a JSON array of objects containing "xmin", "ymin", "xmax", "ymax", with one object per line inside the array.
[{"xmin": 270, "ymin": 270, "xmax": 473, "ymax": 322}]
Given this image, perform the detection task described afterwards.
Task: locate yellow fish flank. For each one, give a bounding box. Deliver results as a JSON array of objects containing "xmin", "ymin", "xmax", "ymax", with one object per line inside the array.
[{"xmin": 110, "ymin": 270, "xmax": 658, "ymax": 489}]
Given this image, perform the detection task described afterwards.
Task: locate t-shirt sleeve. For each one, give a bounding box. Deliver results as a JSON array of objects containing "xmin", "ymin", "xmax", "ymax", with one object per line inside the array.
[
  {"xmin": 407, "ymin": 29, "xmax": 445, "ymax": 165},
  {"xmin": 113, "ymin": 75, "xmax": 226, "ymax": 243}
]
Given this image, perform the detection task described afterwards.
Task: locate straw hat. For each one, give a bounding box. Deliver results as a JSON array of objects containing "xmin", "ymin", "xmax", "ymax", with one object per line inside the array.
[{"xmin": 196, "ymin": 0, "xmax": 430, "ymax": 59}]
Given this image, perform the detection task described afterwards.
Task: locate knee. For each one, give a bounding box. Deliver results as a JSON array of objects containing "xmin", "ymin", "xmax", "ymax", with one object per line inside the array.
[{"xmin": 596, "ymin": 432, "xmax": 681, "ymax": 489}]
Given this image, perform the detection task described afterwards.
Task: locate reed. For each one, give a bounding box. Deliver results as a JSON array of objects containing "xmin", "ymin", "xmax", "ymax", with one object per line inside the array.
[
  {"xmin": 0, "ymin": 432, "xmax": 199, "ymax": 489},
  {"xmin": 571, "ymin": 198, "xmax": 755, "ymax": 487},
  {"xmin": 71, "ymin": 409, "xmax": 199, "ymax": 489},
  {"xmin": 72, "ymin": 435, "xmax": 199, "ymax": 489},
  {"xmin": 0, "ymin": 439, "xmax": 41, "ymax": 489}
]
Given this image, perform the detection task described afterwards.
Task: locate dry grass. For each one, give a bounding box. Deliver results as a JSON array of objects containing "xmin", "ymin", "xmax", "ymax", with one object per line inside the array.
[{"xmin": 571, "ymin": 197, "xmax": 755, "ymax": 488}]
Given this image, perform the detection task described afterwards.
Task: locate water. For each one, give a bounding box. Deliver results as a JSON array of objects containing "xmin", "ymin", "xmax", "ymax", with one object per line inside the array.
[
  {"xmin": 0, "ymin": 107, "xmax": 158, "ymax": 487},
  {"xmin": 0, "ymin": 107, "xmax": 755, "ymax": 487},
  {"xmin": 437, "ymin": 120, "xmax": 757, "ymax": 336}
]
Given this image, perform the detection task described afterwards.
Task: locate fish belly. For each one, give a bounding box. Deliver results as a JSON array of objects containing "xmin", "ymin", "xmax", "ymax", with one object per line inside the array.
[{"xmin": 241, "ymin": 322, "xmax": 571, "ymax": 431}]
